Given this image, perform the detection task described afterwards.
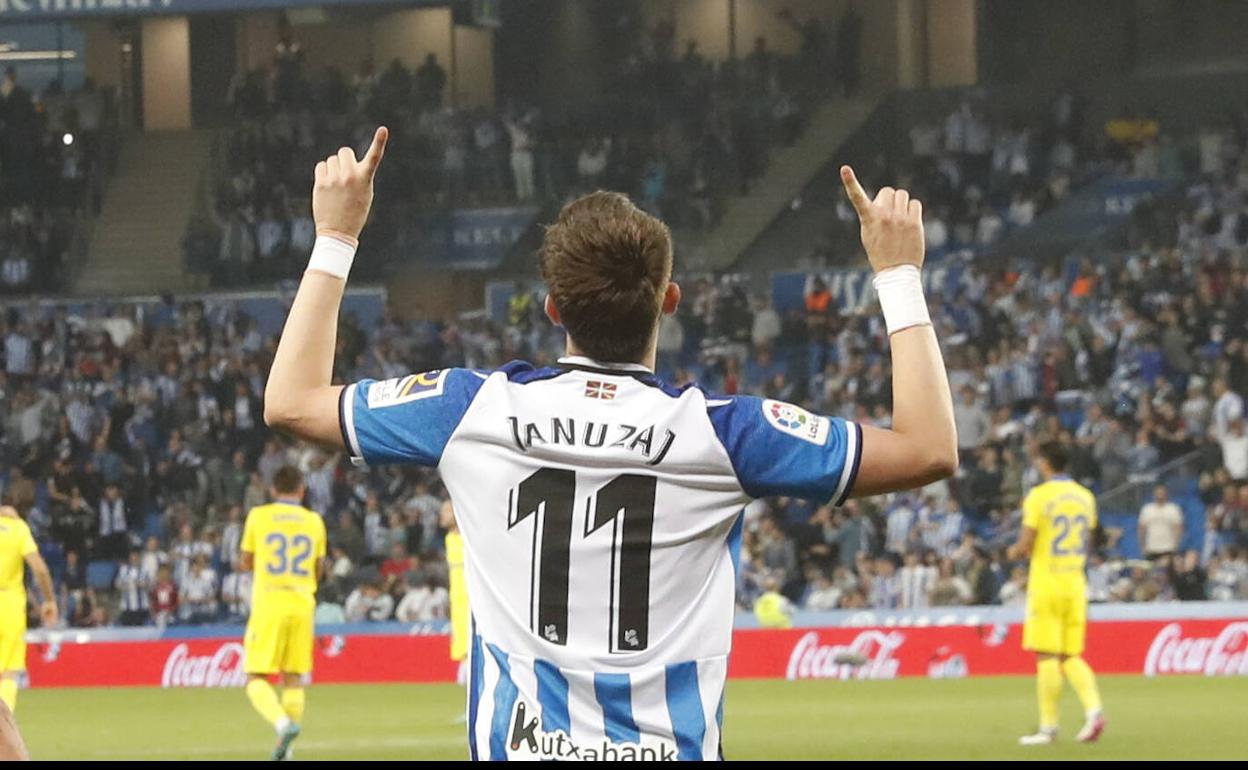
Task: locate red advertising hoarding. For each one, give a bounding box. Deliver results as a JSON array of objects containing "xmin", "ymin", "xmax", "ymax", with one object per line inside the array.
[
  {"xmin": 27, "ymin": 633, "xmax": 459, "ymax": 689},
  {"xmin": 730, "ymin": 618, "xmax": 1248, "ymax": 680},
  {"xmin": 24, "ymin": 618, "xmax": 1248, "ymax": 688}
]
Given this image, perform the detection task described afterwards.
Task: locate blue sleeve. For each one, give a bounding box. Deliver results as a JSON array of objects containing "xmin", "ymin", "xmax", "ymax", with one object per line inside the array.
[
  {"xmin": 707, "ymin": 395, "xmax": 862, "ymax": 505},
  {"xmin": 339, "ymin": 368, "xmax": 486, "ymax": 466}
]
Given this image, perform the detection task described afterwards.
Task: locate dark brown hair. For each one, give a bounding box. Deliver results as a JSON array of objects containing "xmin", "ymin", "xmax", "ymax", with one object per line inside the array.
[
  {"xmin": 272, "ymin": 466, "xmax": 305, "ymax": 496},
  {"xmin": 1037, "ymin": 441, "xmax": 1069, "ymax": 473},
  {"xmin": 539, "ymin": 191, "xmax": 673, "ymax": 363}
]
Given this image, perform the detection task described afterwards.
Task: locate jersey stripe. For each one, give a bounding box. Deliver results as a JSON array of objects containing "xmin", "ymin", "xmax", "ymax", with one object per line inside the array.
[
  {"xmin": 487, "ymin": 644, "xmax": 519, "ymax": 760},
  {"xmin": 697, "ymin": 658, "xmax": 727, "ymax": 759},
  {"xmin": 468, "ymin": 630, "xmax": 485, "ymax": 761},
  {"xmin": 593, "ymin": 673, "xmax": 642, "ymax": 744},
  {"xmin": 535, "ymin": 658, "xmax": 571, "ymax": 734},
  {"xmin": 339, "ymin": 383, "xmax": 363, "ymax": 459},
  {"xmin": 664, "ymin": 662, "xmax": 706, "ymax": 760},
  {"xmin": 715, "ymin": 690, "xmax": 726, "ymax": 760},
  {"xmin": 473, "ymin": 633, "xmax": 500, "ymax": 759},
  {"xmin": 832, "ymin": 421, "xmax": 862, "ymax": 506}
]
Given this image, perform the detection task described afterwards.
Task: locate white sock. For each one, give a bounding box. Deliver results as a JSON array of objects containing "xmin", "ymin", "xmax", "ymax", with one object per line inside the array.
[{"xmin": 275, "ymin": 716, "xmax": 292, "ymax": 735}]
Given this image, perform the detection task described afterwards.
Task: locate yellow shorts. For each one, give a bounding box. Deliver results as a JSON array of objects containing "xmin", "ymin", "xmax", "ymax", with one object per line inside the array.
[
  {"xmin": 450, "ymin": 609, "xmax": 469, "ymax": 663},
  {"xmin": 1022, "ymin": 592, "xmax": 1087, "ymax": 657},
  {"xmin": 0, "ymin": 604, "xmax": 27, "ymax": 673},
  {"xmin": 244, "ymin": 608, "xmax": 314, "ymax": 676}
]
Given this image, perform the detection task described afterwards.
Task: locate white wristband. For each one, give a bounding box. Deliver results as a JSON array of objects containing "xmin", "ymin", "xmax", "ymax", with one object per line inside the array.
[
  {"xmin": 306, "ymin": 235, "xmax": 357, "ymax": 279},
  {"xmin": 872, "ymin": 265, "xmax": 931, "ymax": 335}
]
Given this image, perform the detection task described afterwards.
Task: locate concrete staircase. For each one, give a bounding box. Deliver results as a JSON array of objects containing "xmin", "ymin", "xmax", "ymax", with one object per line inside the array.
[
  {"xmin": 75, "ymin": 131, "xmax": 214, "ymax": 296},
  {"xmin": 678, "ymin": 94, "xmax": 881, "ymax": 272}
]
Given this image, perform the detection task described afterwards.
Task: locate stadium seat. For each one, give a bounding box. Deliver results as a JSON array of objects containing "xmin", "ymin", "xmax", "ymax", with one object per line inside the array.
[{"xmin": 87, "ymin": 560, "xmax": 120, "ymax": 591}]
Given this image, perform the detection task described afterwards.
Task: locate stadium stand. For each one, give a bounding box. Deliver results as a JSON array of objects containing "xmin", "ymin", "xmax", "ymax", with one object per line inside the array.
[
  {"xmin": 1, "ymin": 17, "xmax": 1247, "ymax": 631},
  {"xmin": 0, "ymin": 69, "xmax": 117, "ymax": 295},
  {"xmin": 187, "ymin": 22, "xmax": 822, "ymax": 285}
]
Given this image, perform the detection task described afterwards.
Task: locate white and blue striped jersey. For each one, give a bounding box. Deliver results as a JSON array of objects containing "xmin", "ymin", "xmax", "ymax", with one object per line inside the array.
[{"xmin": 340, "ymin": 356, "xmax": 861, "ymax": 760}]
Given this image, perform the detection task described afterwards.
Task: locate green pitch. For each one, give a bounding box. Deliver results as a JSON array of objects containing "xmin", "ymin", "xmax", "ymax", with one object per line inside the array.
[{"xmin": 16, "ymin": 675, "xmax": 1247, "ymax": 760}]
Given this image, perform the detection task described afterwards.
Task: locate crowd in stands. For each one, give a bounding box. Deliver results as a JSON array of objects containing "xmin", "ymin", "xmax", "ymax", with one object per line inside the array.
[
  {"xmin": 9, "ymin": 80, "xmax": 1248, "ymax": 629},
  {"xmin": 4, "ymin": 211, "xmax": 1248, "ymax": 632},
  {"xmin": 1, "ymin": 68, "xmax": 112, "ymax": 295},
  {"xmin": 791, "ymin": 89, "xmax": 1182, "ymax": 273},
  {"xmin": 719, "ymin": 99, "xmax": 1248, "ymax": 614},
  {"xmin": 191, "ymin": 14, "xmax": 836, "ymax": 285}
]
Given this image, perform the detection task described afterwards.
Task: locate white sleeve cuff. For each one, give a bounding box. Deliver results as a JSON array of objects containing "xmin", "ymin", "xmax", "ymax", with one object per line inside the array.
[
  {"xmin": 873, "ymin": 265, "xmax": 931, "ymax": 335},
  {"xmin": 307, "ymin": 235, "xmax": 358, "ymax": 279}
]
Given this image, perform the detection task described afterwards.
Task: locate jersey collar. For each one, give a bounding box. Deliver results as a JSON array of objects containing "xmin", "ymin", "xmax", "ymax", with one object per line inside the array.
[{"xmin": 557, "ymin": 356, "xmax": 654, "ymax": 374}]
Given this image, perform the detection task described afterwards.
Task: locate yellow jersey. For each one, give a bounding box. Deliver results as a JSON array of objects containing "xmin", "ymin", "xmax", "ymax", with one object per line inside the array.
[
  {"xmin": 753, "ymin": 591, "xmax": 792, "ymax": 629},
  {"xmin": 446, "ymin": 530, "xmax": 469, "ymax": 661},
  {"xmin": 0, "ymin": 515, "xmax": 37, "ymax": 599},
  {"xmin": 241, "ymin": 501, "xmax": 327, "ymax": 612},
  {"xmin": 1022, "ymin": 478, "xmax": 1097, "ymax": 596}
]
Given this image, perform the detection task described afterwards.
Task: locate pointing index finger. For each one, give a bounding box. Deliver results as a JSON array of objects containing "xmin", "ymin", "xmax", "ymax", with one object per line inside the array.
[
  {"xmin": 840, "ymin": 165, "xmax": 872, "ymax": 219},
  {"xmin": 363, "ymin": 126, "xmax": 389, "ymax": 178}
]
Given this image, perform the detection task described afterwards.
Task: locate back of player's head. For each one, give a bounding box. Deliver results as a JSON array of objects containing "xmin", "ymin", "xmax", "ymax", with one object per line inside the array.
[
  {"xmin": 539, "ymin": 191, "xmax": 673, "ymax": 363},
  {"xmin": 1036, "ymin": 440, "xmax": 1069, "ymax": 473},
  {"xmin": 272, "ymin": 465, "xmax": 305, "ymax": 496}
]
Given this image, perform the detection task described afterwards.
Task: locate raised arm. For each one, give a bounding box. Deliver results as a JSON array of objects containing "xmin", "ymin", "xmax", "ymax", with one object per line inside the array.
[
  {"xmin": 839, "ymin": 166, "xmax": 958, "ymax": 496},
  {"xmin": 264, "ymin": 126, "xmax": 390, "ymax": 446}
]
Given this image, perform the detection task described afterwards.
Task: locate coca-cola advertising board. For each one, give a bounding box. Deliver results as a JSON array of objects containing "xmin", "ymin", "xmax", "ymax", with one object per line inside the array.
[
  {"xmin": 26, "ymin": 633, "xmax": 459, "ymax": 688},
  {"xmin": 731, "ymin": 618, "xmax": 1248, "ymax": 680},
  {"xmin": 22, "ymin": 617, "xmax": 1248, "ymax": 688}
]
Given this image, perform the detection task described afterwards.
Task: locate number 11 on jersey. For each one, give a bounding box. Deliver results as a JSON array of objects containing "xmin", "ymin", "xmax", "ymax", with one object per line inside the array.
[{"xmin": 508, "ymin": 468, "xmax": 657, "ymax": 653}]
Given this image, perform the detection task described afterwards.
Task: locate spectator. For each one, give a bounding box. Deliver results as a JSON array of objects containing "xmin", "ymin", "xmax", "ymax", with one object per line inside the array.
[
  {"xmin": 220, "ymin": 506, "xmax": 244, "ymax": 572},
  {"xmin": 221, "ymin": 568, "xmax": 253, "ymax": 621},
  {"xmin": 963, "ymin": 447, "xmax": 1004, "ymax": 517},
  {"xmin": 394, "ymin": 577, "xmax": 449, "ymax": 622},
  {"xmin": 998, "ymin": 565, "xmax": 1028, "ymax": 606},
  {"xmin": 920, "ymin": 497, "xmax": 965, "ymax": 556},
  {"xmin": 1169, "ymin": 550, "xmax": 1207, "ymax": 601},
  {"xmin": 414, "ymin": 53, "xmax": 447, "ymax": 110},
  {"xmin": 506, "ymin": 110, "xmax": 536, "ymax": 202},
  {"xmin": 1138, "ymin": 485, "xmax": 1185, "ymax": 560},
  {"xmin": 115, "ymin": 550, "xmax": 150, "ymax": 626},
  {"xmin": 803, "ymin": 573, "xmax": 842, "ymax": 611},
  {"xmin": 345, "ymin": 578, "xmax": 395, "ymax": 622},
  {"xmin": 1219, "ymin": 418, "xmax": 1248, "ymax": 481},
  {"xmin": 884, "ymin": 497, "xmax": 918, "ymax": 557},
  {"xmin": 150, "ymin": 565, "xmax": 178, "ymax": 626},
  {"xmin": 832, "ymin": 502, "xmax": 870, "ymax": 571},
  {"xmin": 140, "ymin": 537, "xmax": 168, "ymax": 584},
  {"xmin": 1126, "ymin": 429, "xmax": 1161, "ymax": 485},
  {"xmin": 332, "ymin": 511, "xmax": 367, "ymax": 566},
  {"xmin": 757, "ymin": 516, "xmax": 799, "ymax": 596},
  {"xmin": 753, "ymin": 577, "xmax": 794, "ymax": 628},
  {"xmin": 1211, "ymin": 379, "xmax": 1243, "ymax": 440},
  {"xmin": 96, "ymin": 483, "xmax": 129, "ymax": 560},
  {"xmin": 929, "ymin": 558, "xmax": 972, "ymax": 606},
  {"xmin": 179, "ymin": 554, "xmax": 218, "ymax": 624},
  {"xmin": 868, "ymin": 557, "xmax": 901, "ymax": 609},
  {"xmin": 897, "ymin": 551, "xmax": 936, "ymax": 609},
  {"xmin": 380, "ymin": 543, "xmax": 416, "ymax": 588}
]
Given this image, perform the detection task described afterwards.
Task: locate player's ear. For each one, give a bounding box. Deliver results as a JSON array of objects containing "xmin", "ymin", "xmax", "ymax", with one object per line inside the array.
[
  {"xmin": 544, "ymin": 294, "xmax": 562, "ymax": 326},
  {"xmin": 661, "ymin": 281, "xmax": 681, "ymax": 316}
]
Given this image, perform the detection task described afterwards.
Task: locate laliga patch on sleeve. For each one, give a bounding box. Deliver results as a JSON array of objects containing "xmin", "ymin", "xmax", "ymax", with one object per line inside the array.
[
  {"xmin": 367, "ymin": 370, "xmax": 448, "ymax": 408},
  {"xmin": 762, "ymin": 399, "xmax": 830, "ymax": 446}
]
